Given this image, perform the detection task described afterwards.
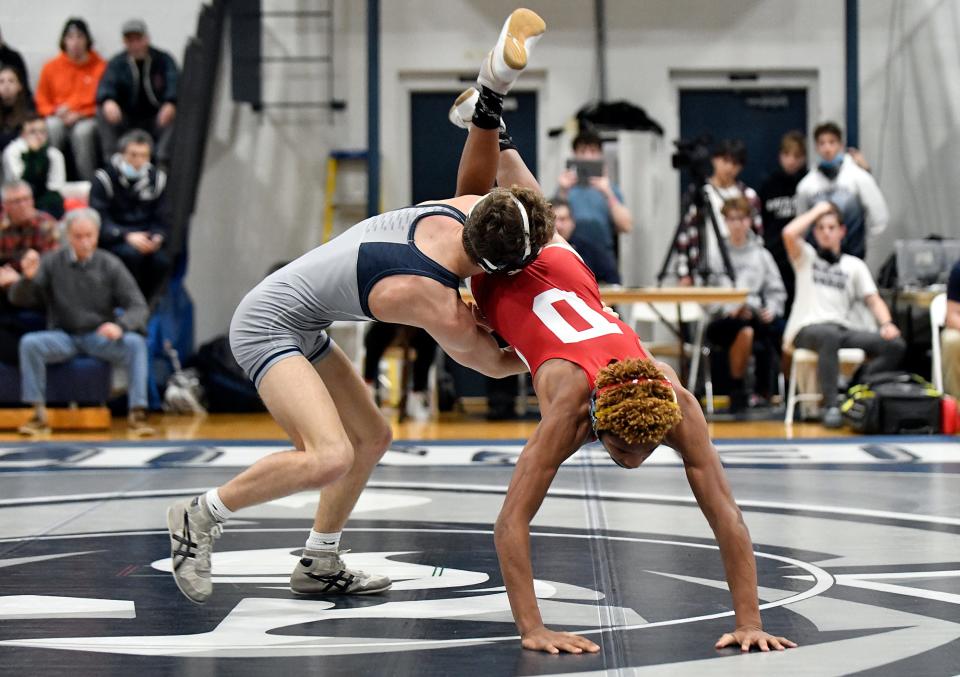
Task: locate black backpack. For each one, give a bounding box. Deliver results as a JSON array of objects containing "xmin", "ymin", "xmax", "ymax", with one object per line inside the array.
[
  {"xmin": 191, "ymin": 336, "xmax": 266, "ymax": 413},
  {"xmin": 841, "ymin": 372, "xmax": 941, "ymax": 434}
]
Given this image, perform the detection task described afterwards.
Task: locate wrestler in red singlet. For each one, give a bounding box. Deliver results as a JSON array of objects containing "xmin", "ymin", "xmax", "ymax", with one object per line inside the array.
[{"xmin": 469, "ymin": 241, "xmax": 650, "ymax": 388}]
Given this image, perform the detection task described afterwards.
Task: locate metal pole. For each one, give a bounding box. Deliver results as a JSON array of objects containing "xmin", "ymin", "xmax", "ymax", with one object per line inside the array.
[
  {"xmin": 366, "ymin": 0, "xmax": 380, "ymax": 217},
  {"xmin": 594, "ymin": 0, "xmax": 607, "ymax": 101},
  {"xmin": 845, "ymin": 0, "xmax": 859, "ymax": 147}
]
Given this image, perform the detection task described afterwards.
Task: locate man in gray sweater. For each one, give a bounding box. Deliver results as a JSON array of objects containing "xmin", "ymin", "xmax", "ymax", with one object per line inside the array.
[
  {"xmin": 8, "ymin": 207, "xmax": 153, "ymax": 435},
  {"xmin": 706, "ymin": 196, "xmax": 787, "ymax": 412}
]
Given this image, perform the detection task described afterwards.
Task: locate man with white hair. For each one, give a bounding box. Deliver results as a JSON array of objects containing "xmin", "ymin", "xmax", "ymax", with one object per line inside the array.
[{"xmin": 7, "ymin": 207, "xmax": 153, "ymax": 435}]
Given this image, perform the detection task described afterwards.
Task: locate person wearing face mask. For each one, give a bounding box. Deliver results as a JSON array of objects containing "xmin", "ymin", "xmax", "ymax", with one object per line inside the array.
[
  {"xmin": 89, "ymin": 129, "xmax": 170, "ymax": 301},
  {"xmin": 782, "ymin": 201, "xmax": 904, "ymax": 428},
  {"xmin": 795, "ymin": 122, "xmax": 888, "ymax": 260}
]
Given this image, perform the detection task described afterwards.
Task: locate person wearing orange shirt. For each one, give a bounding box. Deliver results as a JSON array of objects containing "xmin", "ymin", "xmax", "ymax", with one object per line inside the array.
[{"xmin": 34, "ymin": 18, "xmax": 105, "ymax": 181}]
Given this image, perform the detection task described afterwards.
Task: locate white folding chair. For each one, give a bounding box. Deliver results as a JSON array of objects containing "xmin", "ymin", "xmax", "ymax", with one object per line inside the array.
[
  {"xmin": 930, "ymin": 293, "xmax": 947, "ymax": 393},
  {"xmin": 784, "ymin": 347, "xmax": 866, "ymax": 425}
]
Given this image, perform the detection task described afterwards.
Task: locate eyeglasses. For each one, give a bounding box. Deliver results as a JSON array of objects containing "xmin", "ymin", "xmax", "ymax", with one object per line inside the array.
[
  {"xmin": 3, "ymin": 196, "xmax": 32, "ymax": 205},
  {"xmin": 24, "ymin": 128, "xmax": 47, "ymax": 137}
]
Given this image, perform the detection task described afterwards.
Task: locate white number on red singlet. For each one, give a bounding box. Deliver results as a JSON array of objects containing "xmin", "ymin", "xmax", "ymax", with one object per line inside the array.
[{"xmin": 531, "ymin": 288, "xmax": 622, "ymax": 344}]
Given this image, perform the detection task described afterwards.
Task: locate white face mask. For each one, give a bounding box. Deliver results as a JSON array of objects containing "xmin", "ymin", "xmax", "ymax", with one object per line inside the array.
[{"xmin": 120, "ymin": 160, "xmax": 148, "ymax": 180}]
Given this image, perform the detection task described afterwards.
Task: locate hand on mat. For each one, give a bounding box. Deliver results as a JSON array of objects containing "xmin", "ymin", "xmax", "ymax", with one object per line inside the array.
[
  {"xmin": 521, "ymin": 626, "xmax": 600, "ymax": 654},
  {"xmin": 715, "ymin": 626, "xmax": 797, "ymax": 652}
]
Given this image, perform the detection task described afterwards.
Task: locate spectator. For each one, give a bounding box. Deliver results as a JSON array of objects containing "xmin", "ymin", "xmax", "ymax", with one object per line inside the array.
[
  {"xmin": 2, "ymin": 114, "xmax": 65, "ymax": 218},
  {"xmin": 759, "ymin": 130, "xmax": 807, "ymax": 316},
  {"xmin": 782, "ymin": 201, "xmax": 905, "ymax": 428},
  {"xmin": 706, "ymin": 197, "xmax": 786, "ymax": 412},
  {"xmin": 362, "ymin": 323, "xmax": 437, "ymax": 421},
  {"xmin": 795, "ymin": 121, "xmax": 888, "ymax": 260},
  {"xmin": 675, "ymin": 139, "xmax": 761, "ymax": 283},
  {"xmin": 0, "ymin": 26, "xmax": 30, "ymax": 99},
  {"xmin": 7, "ymin": 208, "xmax": 153, "ymax": 436},
  {"xmin": 942, "ymin": 259, "xmax": 960, "ymax": 398},
  {"xmin": 0, "ymin": 65, "xmax": 34, "ymax": 154},
  {"xmin": 552, "ymin": 197, "xmax": 575, "ymax": 240},
  {"xmin": 90, "ymin": 129, "xmax": 170, "ymax": 301},
  {"xmin": 35, "ymin": 18, "xmax": 105, "ymax": 181},
  {"xmin": 555, "ymin": 129, "xmax": 632, "ymax": 283},
  {"xmin": 97, "ymin": 19, "xmax": 178, "ymax": 168},
  {"xmin": 0, "ymin": 180, "xmax": 59, "ymax": 363}
]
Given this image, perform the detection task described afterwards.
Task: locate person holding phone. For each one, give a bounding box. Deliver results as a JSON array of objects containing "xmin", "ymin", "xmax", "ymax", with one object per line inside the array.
[{"xmin": 556, "ymin": 129, "xmax": 632, "ymax": 283}]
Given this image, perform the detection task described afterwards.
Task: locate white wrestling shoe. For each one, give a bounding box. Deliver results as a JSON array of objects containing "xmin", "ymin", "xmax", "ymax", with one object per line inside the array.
[
  {"xmin": 447, "ymin": 87, "xmax": 506, "ymax": 131},
  {"xmin": 477, "ymin": 8, "xmax": 546, "ymax": 95}
]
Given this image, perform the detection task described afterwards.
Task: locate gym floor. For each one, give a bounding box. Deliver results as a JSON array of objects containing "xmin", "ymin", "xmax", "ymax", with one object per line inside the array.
[{"xmin": 1, "ymin": 417, "xmax": 958, "ymax": 675}]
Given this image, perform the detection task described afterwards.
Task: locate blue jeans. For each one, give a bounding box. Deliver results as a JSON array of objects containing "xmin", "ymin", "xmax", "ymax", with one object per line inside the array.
[{"xmin": 18, "ymin": 330, "xmax": 149, "ymax": 409}]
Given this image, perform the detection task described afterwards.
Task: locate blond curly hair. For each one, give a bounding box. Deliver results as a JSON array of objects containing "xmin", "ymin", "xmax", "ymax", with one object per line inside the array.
[{"xmin": 592, "ymin": 358, "xmax": 683, "ymax": 445}]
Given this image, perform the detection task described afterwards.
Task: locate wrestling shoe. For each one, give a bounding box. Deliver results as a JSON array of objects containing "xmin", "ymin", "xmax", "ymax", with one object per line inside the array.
[
  {"xmin": 448, "ymin": 87, "xmax": 506, "ymax": 131},
  {"xmin": 290, "ymin": 549, "xmax": 392, "ymax": 595},
  {"xmin": 477, "ymin": 8, "xmax": 546, "ymax": 95},
  {"xmin": 167, "ymin": 496, "xmax": 222, "ymax": 604}
]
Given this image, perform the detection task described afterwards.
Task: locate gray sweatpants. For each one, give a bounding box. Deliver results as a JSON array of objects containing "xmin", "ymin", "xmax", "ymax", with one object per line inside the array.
[{"xmin": 793, "ymin": 322, "xmax": 906, "ymax": 403}]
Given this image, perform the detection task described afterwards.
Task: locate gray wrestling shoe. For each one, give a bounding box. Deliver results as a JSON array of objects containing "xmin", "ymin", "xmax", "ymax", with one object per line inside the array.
[
  {"xmin": 290, "ymin": 550, "xmax": 392, "ymax": 595},
  {"xmin": 166, "ymin": 496, "xmax": 222, "ymax": 604}
]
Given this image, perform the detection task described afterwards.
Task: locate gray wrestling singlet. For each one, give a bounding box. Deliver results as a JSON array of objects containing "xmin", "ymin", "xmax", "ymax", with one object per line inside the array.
[{"xmin": 229, "ymin": 204, "xmax": 465, "ymax": 386}]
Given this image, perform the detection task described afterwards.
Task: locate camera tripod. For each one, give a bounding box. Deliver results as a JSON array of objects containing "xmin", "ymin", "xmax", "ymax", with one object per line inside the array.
[{"xmin": 657, "ymin": 182, "xmax": 737, "ymax": 287}]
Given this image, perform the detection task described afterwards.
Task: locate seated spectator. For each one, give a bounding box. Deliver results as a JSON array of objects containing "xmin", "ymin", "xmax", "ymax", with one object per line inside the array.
[
  {"xmin": 706, "ymin": 197, "xmax": 786, "ymax": 412},
  {"xmin": 7, "ymin": 208, "xmax": 153, "ymax": 436},
  {"xmin": 675, "ymin": 139, "xmax": 761, "ymax": 283},
  {"xmin": 782, "ymin": 201, "xmax": 905, "ymax": 428},
  {"xmin": 90, "ymin": 129, "xmax": 170, "ymax": 301},
  {"xmin": 552, "ymin": 197, "xmax": 575, "ymax": 240},
  {"xmin": 2, "ymin": 114, "xmax": 65, "ymax": 217},
  {"xmin": 362, "ymin": 323, "xmax": 437, "ymax": 421},
  {"xmin": 555, "ymin": 129, "xmax": 632, "ymax": 283},
  {"xmin": 0, "ymin": 26, "xmax": 30, "ymax": 100},
  {"xmin": 0, "ymin": 180, "xmax": 59, "ymax": 363},
  {"xmin": 759, "ymin": 130, "xmax": 807, "ymax": 316},
  {"xmin": 35, "ymin": 18, "xmax": 105, "ymax": 181},
  {"xmin": 942, "ymin": 259, "xmax": 960, "ymax": 398},
  {"xmin": 0, "ymin": 65, "xmax": 34, "ymax": 155},
  {"xmin": 97, "ymin": 19, "xmax": 178, "ymax": 168},
  {"xmin": 795, "ymin": 121, "xmax": 888, "ymax": 260}
]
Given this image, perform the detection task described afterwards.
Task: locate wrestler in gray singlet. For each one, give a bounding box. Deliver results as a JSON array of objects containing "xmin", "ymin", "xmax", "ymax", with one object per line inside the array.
[{"xmin": 230, "ymin": 204, "xmax": 465, "ymax": 387}]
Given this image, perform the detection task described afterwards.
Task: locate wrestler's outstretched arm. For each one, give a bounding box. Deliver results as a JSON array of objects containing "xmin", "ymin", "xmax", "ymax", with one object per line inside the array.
[
  {"xmin": 494, "ymin": 364, "xmax": 600, "ymax": 654},
  {"xmin": 658, "ymin": 361, "xmax": 797, "ymax": 652}
]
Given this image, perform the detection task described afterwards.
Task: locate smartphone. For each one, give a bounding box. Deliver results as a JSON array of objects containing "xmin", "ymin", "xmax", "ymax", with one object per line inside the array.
[{"xmin": 566, "ymin": 159, "xmax": 604, "ymax": 186}]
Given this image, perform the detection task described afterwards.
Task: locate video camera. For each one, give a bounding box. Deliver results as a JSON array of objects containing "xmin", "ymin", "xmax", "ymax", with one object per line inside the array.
[{"xmin": 671, "ymin": 134, "xmax": 714, "ymax": 183}]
